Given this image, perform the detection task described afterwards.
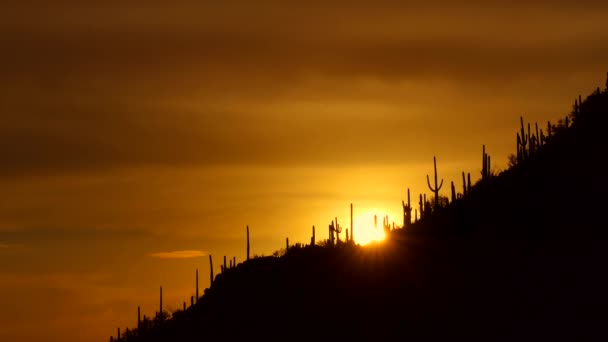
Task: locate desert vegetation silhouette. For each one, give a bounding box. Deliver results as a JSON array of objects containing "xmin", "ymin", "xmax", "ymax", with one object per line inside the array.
[{"xmin": 108, "ymin": 74, "xmax": 608, "ymax": 342}]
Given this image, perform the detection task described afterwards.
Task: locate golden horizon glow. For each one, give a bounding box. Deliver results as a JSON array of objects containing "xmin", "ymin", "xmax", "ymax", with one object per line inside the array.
[{"xmin": 352, "ymin": 209, "xmax": 388, "ymax": 245}]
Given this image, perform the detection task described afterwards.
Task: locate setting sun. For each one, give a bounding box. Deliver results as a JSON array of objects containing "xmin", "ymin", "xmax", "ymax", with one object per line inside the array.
[{"xmin": 352, "ymin": 210, "xmax": 390, "ymax": 245}]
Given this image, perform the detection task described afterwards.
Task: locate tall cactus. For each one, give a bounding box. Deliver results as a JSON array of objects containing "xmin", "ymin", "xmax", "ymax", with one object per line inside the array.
[
  {"xmin": 311, "ymin": 225, "xmax": 315, "ymax": 246},
  {"xmin": 383, "ymin": 215, "xmax": 391, "ymax": 235},
  {"xmin": 209, "ymin": 255, "xmax": 214, "ymax": 286},
  {"xmin": 246, "ymin": 225, "xmax": 250, "ymax": 261},
  {"xmin": 426, "ymin": 156, "xmax": 444, "ymax": 210},
  {"xmin": 519, "ymin": 116, "xmax": 528, "ymax": 160},
  {"xmin": 334, "ymin": 217, "xmax": 342, "ymax": 243},
  {"xmin": 462, "ymin": 172, "xmax": 467, "ymax": 197},
  {"xmin": 286, "ymin": 237, "xmax": 289, "ymax": 250},
  {"xmin": 159, "ymin": 286, "xmax": 163, "ymax": 323},
  {"xmin": 402, "ymin": 188, "xmax": 412, "ymax": 229},
  {"xmin": 482, "ymin": 145, "xmax": 491, "ymax": 180},
  {"xmin": 223, "ymin": 256, "xmax": 227, "ymax": 272},
  {"xmin": 350, "ymin": 203, "xmax": 354, "ymax": 243},
  {"xmin": 419, "ymin": 194, "xmax": 424, "ymax": 219},
  {"xmin": 138, "ymin": 306, "xmax": 141, "ymax": 332}
]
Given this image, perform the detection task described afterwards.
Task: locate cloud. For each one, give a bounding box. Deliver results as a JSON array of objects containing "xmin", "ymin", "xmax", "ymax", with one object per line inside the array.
[
  {"xmin": 147, "ymin": 250, "xmax": 207, "ymax": 259},
  {"xmin": 1, "ymin": 0, "xmax": 607, "ymax": 179},
  {"xmin": 0, "ymin": 242, "xmax": 9, "ymax": 249}
]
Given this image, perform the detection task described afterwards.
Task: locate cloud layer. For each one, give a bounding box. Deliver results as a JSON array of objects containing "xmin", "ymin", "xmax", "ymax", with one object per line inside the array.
[{"xmin": 147, "ymin": 250, "xmax": 207, "ymax": 259}]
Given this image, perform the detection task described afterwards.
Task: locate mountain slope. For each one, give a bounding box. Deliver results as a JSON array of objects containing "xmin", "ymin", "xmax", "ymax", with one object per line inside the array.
[{"xmin": 114, "ymin": 78, "xmax": 608, "ymax": 342}]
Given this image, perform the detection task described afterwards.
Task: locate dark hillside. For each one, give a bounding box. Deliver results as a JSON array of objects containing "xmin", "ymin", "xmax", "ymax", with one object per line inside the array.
[{"xmin": 113, "ymin": 78, "xmax": 608, "ymax": 342}]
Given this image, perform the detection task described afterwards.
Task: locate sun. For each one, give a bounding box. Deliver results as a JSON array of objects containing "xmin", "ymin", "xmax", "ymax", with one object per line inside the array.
[{"xmin": 351, "ymin": 210, "xmax": 387, "ymax": 245}]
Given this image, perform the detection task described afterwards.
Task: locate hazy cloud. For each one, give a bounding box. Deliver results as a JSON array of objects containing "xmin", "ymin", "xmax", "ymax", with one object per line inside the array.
[
  {"xmin": 147, "ymin": 250, "xmax": 208, "ymax": 259},
  {"xmin": 1, "ymin": 1, "xmax": 607, "ymax": 178}
]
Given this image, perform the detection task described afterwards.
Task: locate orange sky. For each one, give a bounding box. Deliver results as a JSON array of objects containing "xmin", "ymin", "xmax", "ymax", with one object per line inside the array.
[{"xmin": 1, "ymin": 1, "xmax": 607, "ymax": 341}]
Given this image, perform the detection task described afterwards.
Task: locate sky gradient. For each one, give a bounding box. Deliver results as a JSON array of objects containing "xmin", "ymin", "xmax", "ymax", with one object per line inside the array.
[{"xmin": 1, "ymin": 1, "xmax": 607, "ymax": 341}]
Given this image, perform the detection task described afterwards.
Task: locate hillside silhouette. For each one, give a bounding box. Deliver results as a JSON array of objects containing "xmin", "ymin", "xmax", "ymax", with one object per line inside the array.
[{"xmin": 109, "ymin": 75, "xmax": 608, "ymax": 342}]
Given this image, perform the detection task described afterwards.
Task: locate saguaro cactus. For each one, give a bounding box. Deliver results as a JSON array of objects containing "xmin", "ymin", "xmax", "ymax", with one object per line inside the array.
[
  {"xmin": 383, "ymin": 215, "xmax": 391, "ymax": 235},
  {"xmin": 246, "ymin": 225, "xmax": 250, "ymax": 261},
  {"xmin": 159, "ymin": 286, "xmax": 163, "ymax": 322},
  {"xmin": 427, "ymin": 156, "xmax": 444, "ymax": 210},
  {"xmin": 462, "ymin": 172, "xmax": 467, "ymax": 196},
  {"xmin": 223, "ymin": 256, "xmax": 227, "ymax": 272},
  {"xmin": 209, "ymin": 255, "xmax": 214, "ymax": 286},
  {"xmin": 350, "ymin": 203, "xmax": 354, "ymax": 243},
  {"xmin": 334, "ymin": 218, "xmax": 342, "ymax": 243},
  {"xmin": 482, "ymin": 145, "xmax": 491, "ymax": 180},
  {"xmin": 402, "ymin": 188, "xmax": 412, "ymax": 229},
  {"xmin": 137, "ymin": 306, "xmax": 141, "ymax": 332},
  {"xmin": 311, "ymin": 225, "xmax": 315, "ymax": 246},
  {"xmin": 519, "ymin": 116, "xmax": 528, "ymax": 160}
]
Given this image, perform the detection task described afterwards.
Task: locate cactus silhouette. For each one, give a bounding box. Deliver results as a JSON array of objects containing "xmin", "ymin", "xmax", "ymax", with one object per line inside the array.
[
  {"xmin": 427, "ymin": 156, "xmax": 444, "ymax": 210},
  {"xmin": 350, "ymin": 203, "xmax": 354, "ymax": 243},
  {"xmin": 334, "ymin": 217, "xmax": 342, "ymax": 243},
  {"xmin": 159, "ymin": 286, "xmax": 163, "ymax": 323},
  {"xmin": 519, "ymin": 116, "xmax": 529, "ymax": 161},
  {"xmin": 311, "ymin": 225, "xmax": 315, "ymax": 246},
  {"xmin": 462, "ymin": 172, "xmax": 467, "ymax": 197},
  {"xmin": 402, "ymin": 188, "xmax": 412, "ymax": 229},
  {"xmin": 209, "ymin": 255, "xmax": 214, "ymax": 286},
  {"xmin": 482, "ymin": 145, "xmax": 491, "ymax": 180},
  {"xmin": 246, "ymin": 225, "xmax": 250, "ymax": 261}
]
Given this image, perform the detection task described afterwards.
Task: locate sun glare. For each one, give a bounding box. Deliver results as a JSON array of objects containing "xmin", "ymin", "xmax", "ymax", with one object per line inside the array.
[{"xmin": 352, "ymin": 210, "xmax": 387, "ymax": 245}]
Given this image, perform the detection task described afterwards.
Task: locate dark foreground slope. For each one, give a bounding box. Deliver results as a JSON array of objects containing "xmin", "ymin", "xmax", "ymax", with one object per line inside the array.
[{"xmin": 127, "ymin": 83, "xmax": 608, "ymax": 342}]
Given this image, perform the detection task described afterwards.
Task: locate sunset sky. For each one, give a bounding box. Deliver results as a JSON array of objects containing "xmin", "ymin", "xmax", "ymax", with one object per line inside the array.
[{"xmin": 1, "ymin": 1, "xmax": 607, "ymax": 341}]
